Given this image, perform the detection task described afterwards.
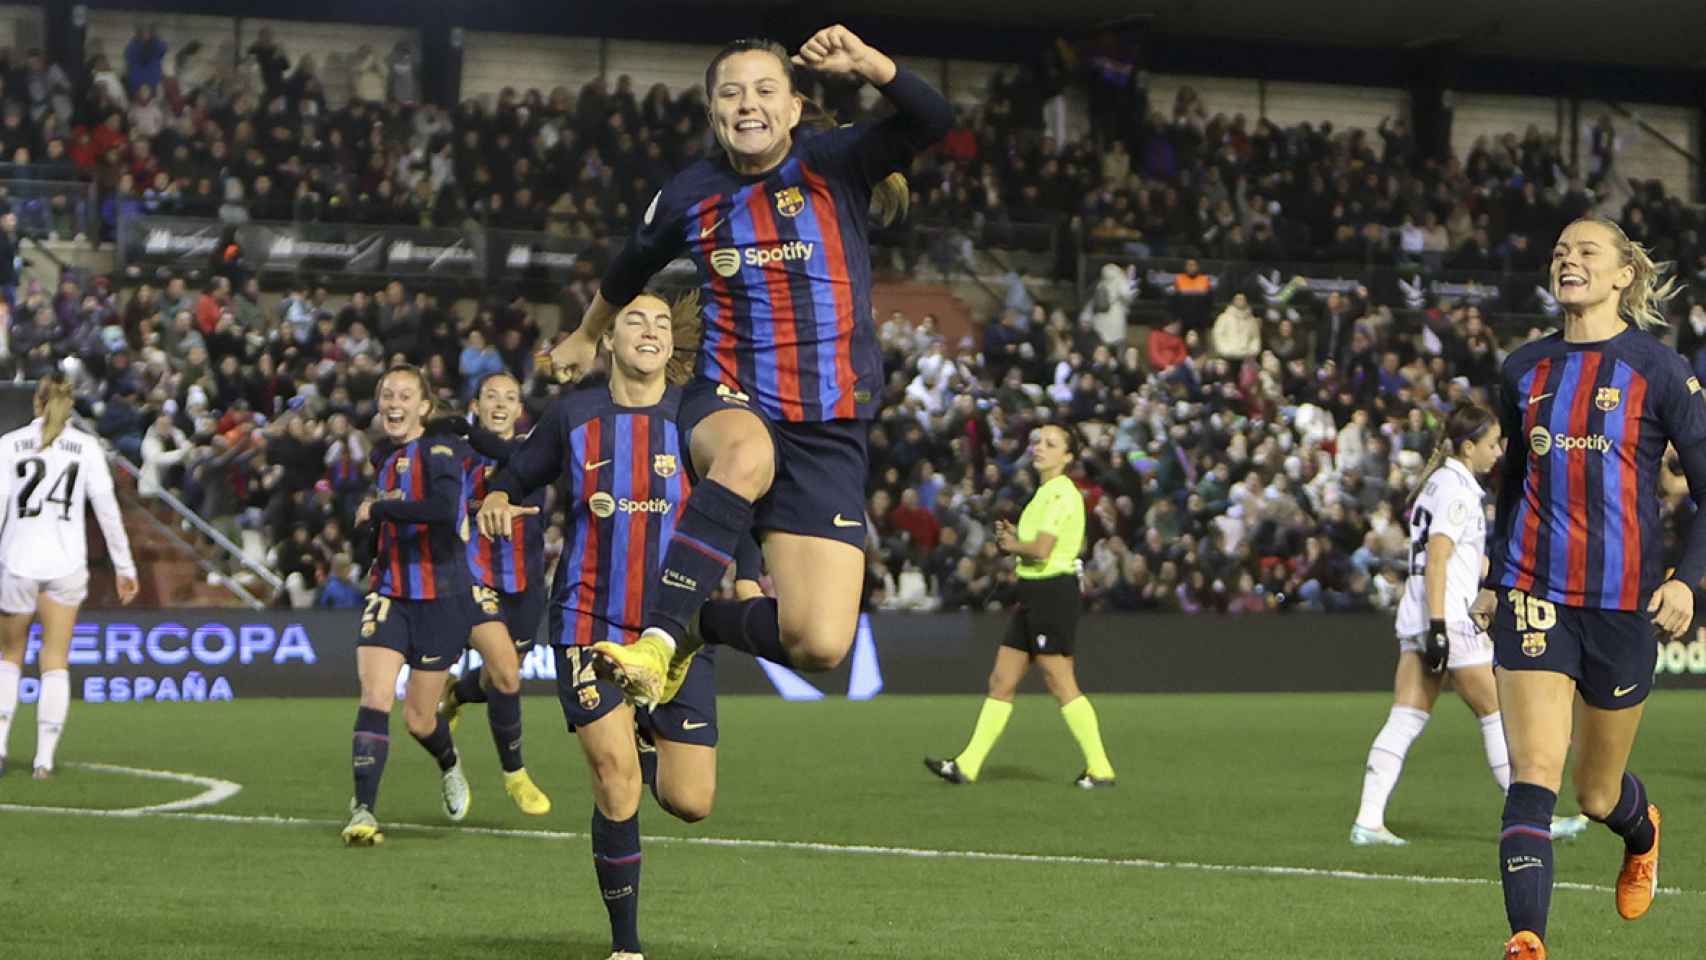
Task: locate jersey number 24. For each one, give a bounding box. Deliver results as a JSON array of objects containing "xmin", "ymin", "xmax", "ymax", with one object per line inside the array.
[{"xmin": 15, "ymin": 457, "xmax": 80, "ymax": 521}]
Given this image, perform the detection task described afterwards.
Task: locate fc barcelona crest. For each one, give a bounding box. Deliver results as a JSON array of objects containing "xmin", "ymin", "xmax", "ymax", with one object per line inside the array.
[
  {"xmin": 653, "ymin": 454, "xmax": 678, "ymax": 478},
  {"xmin": 773, "ymin": 186, "xmax": 806, "ymax": 218},
  {"xmin": 578, "ymin": 684, "xmax": 601, "ymax": 711},
  {"xmin": 1595, "ymin": 387, "xmax": 1622, "ymax": 412},
  {"xmin": 1521, "ymin": 631, "xmax": 1548, "ymax": 658}
]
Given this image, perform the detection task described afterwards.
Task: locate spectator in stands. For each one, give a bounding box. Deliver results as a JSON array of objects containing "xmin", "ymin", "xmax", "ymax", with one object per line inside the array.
[
  {"xmin": 387, "ymin": 41, "xmax": 418, "ymax": 104},
  {"xmin": 139, "ymin": 411, "xmax": 193, "ymax": 498},
  {"xmin": 350, "ymin": 44, "xmax": 386, "ymax": 104},
  {"xmin": 124, "ymin": 25, "xmax": 168, "ymax": 95},
  {"xmin": 1211, "ymin": 292, "xmax": 1260, "ymax": 361}
]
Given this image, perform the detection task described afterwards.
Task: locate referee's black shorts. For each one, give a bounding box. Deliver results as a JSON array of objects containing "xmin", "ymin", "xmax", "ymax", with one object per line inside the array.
[{"xmin": 1001, "ymin": 574, "xmax": 1082, "ymax": 657}]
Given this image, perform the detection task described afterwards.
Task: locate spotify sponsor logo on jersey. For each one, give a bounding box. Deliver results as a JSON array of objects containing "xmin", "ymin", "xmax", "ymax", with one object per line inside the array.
[
  {"xmin": 589, "ymin": 492, "xmax": 672, "ymax": 518},
  {"xmin": 1528, "ymin": 426, "xmax": 1612, "ymax": 457},
  {"xmin": 709, "ymin": 241, "xmax": 816, "ymax": 278}
]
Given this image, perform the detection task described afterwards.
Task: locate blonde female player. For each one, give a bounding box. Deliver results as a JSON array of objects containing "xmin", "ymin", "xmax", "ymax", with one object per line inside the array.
[
  {"xmin": 0, "ymin": 373, "xmax": 138, "ymax": 779},
  {"xmin": 924, "ymin": 423, "xmax": 1116, "ymax": 789},
  {"xmin": 1482, "ymin": 218, "xmax": 1706, "ymax": 959}
]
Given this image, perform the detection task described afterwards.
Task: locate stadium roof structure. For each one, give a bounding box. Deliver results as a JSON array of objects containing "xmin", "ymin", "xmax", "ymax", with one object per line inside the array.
[{"xmin": 819, "ymin": 0, "xmax": 1706, "ymax": 68}]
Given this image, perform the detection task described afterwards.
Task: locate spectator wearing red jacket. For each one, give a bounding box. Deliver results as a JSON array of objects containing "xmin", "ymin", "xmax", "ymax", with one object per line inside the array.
[
  {"xmin": 889, "ymin": 487, "xmax": 941, "ymax": 553},
  {"xmin": 1146, "ymin": 317, "xmax": 1187, "ymax": 371}
]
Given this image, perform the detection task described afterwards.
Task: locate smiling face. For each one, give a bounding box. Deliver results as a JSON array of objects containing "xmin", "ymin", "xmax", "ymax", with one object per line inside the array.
[
  {"xmin": 1551, "ymin": 219, "xmax": 1633, "ymax": 313},
  {"xmin": 376, "ymin": 368, "xmax": 432, "ymax": 442},
  {"xmin": 604, "ymin": 295, "xmax": 674, "ymax": 383},
  {"xmin": 706, "ymin": 49, "xmax": 802, "ymax": 172},
  {"xmin": 472, "ymin": 373, "xmax": 522, "ymax": 438}
]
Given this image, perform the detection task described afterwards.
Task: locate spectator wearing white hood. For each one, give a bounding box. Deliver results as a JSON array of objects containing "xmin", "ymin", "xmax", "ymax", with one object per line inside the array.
[
  {"xmin": 1211, "ymin": 292, "xmax": 1260, "ymax": 360},
  {"xmin": 1083, "ymin": 262, "xmax": 1135, "ymax": 346}
]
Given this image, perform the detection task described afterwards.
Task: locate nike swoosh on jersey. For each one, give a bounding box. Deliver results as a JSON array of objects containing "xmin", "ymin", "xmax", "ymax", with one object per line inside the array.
[
  {"xmin": 584, "ymin": 459, "xmax": 611, "ymax": 471},
  {"xmin": 681, "ymin": 720, "xmax": 708, "ymax": 731},
  {"xmin": 699, "ymin": 216, "xmax": 727, "ymax": 239},
  {"xmin": 1525, "ymin": 392, "xmax": 1554, "ymax": 406},
  {"xmin": 832, "ymin": 514, "xmax": 862, "ymax": 528}
]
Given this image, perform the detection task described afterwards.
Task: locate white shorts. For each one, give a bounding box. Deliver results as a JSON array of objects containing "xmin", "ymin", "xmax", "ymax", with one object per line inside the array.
[
  {"xmin": 0, "ymin": 569, "xmax": 90, "ymax": 615},
  {"xmin": 1398, "ymin": 621, "xmax": 1494, "ymax": 671}
]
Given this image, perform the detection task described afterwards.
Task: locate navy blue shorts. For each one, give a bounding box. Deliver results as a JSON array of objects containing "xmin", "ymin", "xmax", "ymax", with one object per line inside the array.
[
  {"xmin": 471, "ymin": 585, "xmax": 547, "ymax": 651},
  {"xmin": 1490, "ymin": 588, "xmax": 1659, "ymax": 710},
  {"xmin": 554, "ymin": 644, "xmax": 628, "ymax": 731},
  {"xmin": 358, "ymin": 590, "xmax": 477, "ymax": 671},
  {"xmin": 678, "ymin": 379, "xmax": 869, "ymax": 548},
  {"xmin": 638, "ymin": 646, "xmax": 719, "ymax": 748}
]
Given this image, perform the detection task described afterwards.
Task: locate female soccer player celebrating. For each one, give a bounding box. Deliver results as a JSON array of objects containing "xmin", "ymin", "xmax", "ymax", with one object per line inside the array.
[
  {"xmin": 341, "ymin": 366, "xmax": 480, "ymax": 846},
  {"xmin": 924, "ymin": 423, "xmax": 1116, "ymax": 789},
  {"xmin": 1350, "ymin": 403, "xmax": 1510, "ymax": 844},
  {"xmin": 438, "ymin": 370, "xmax": 552, "ymax": 816},
  {"xmin": 0, "ymin": 373, "xmax": 138, "ymax": 779},
  {"xmin": 1481, "ymin": 218, "xmax": 1706, "ymax": 959},
  {"xmin": 481, "ymin": 293, "xmax": 739, "ymax": 960},
  {"xmin": 543, "ymin": 24, "xmax": 951, "ymax": 707}
]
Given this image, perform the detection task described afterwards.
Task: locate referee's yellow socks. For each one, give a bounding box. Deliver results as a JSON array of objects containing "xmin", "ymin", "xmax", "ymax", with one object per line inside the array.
[
  {"xmin": 953, "ymin": 697, "xmax": 1013, "ymax": 782},
  {"xmin": 1061, "ymin": 696, "xmax": 1115, "ymax": 780}
]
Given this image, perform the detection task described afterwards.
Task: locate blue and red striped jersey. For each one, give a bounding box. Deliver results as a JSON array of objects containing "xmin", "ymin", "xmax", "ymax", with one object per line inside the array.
[
  {"xmin": 601, "ymin": 68, "xmax": 951, "ymax": 424},
  {"xmin": 368, "ymin": 435, "xmax": 472, "ymax": 601},
  {"xmin": 462, "ymin": 438, "xmax": 546, "ymax": 594},
  {"xmin": 1486, "ymin": 328, "xmax": 1706, "ymax": 609},
  {"xmin": 488, "ymin": 385, "xmax": 692, "ymax": 646}
]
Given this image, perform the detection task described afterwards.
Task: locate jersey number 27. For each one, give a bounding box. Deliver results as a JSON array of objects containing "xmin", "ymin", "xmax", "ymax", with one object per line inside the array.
[{"xmin": 16, "ymin": 457, "xmax": 80, "ymax": 521}]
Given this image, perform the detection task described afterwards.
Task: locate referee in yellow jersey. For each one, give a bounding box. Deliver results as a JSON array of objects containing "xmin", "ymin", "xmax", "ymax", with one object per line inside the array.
[{"xmin": 925, "ymin": 423, "xmax": 1117, "ymax": 789}]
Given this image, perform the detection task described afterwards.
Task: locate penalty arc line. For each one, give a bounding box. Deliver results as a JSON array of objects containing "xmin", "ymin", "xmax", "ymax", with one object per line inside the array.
[{"xmin": 0, "ymin": 794, "xmax": 1698, "ymax": 899}]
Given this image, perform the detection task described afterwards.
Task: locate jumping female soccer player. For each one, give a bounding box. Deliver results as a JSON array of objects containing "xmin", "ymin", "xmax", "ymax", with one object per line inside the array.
[
  {"xmin": 481, "ymin": 293, "xmax": 750, "ymax": 960},
  {"xmin": 0, "ymin": 373, "xmax": 138, "ymax": 779},
  {"xmin": 341, "ymin": 366, "xmax": 480, "ymax": 846},
  {"xmin": 924, "ymin": 423, "xmax": 1116, "ymax": 789},
  {"xmin": 437, "ymin": 370, "xmax": 552, "ymax": 816},
  {"xmin": 1481, "ymin": 218, "xmax": 1706, "ymax": 959},
  {"xmin": 542, "ymin": 24, "xmax": 951, "ymax": 707}
]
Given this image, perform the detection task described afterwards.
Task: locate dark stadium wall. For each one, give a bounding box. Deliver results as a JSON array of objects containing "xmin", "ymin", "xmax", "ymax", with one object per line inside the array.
[{"xmin": 22, "ymin": 610, "xmax": 1706, "ymax": 703}]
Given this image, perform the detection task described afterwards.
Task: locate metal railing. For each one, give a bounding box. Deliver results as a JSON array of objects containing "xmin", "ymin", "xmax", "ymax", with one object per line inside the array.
[{"xmin": 0, "ymin": 177, "xmax": 100, "ymax": 244}]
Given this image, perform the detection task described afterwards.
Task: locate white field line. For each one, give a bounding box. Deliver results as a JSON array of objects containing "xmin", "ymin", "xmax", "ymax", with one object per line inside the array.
[{"xmin": 0, "ymin": 784, "xmax": 1697, "ymax": 899}]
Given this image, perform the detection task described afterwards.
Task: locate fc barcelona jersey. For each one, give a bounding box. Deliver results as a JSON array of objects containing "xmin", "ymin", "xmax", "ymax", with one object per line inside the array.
[
  {"xmin": 1485, "ymin": 327, "xmax": 1706, "ymax": 609},
  {"xmin": 487, "ymin": 385, "xmax": 691, "ymax": 645}
]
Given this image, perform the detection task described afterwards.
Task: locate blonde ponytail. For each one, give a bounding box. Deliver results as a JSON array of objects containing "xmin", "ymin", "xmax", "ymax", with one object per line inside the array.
[
  {"xmin": 871, "ymin": 171, "xmax": 911, "ymax": 228},
  {"xmin": 668, "ymin": 290, "xmax": 703, "ymax": 386},
  {"xmin": 35, "ymin": 373, "xmax": 74, "ymax": 449}
]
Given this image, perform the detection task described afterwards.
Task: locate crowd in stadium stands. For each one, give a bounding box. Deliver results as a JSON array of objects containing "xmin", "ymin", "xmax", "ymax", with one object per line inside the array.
[{"xmin": 2, "ymin": 29, "xmax": 1704, "ymax": 610}]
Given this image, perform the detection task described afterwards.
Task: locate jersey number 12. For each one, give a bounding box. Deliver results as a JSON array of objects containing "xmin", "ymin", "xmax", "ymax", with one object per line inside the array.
[{"xmin": 16, "ymin": 457, "xmax": 80, "ymax": 521}]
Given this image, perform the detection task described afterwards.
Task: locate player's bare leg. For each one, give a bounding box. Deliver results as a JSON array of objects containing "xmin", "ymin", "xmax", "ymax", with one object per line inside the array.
[
  {"xmin": 29, "ymin": 596, "xmax": 78, "ymax": 778},
  {"xmin": 764, "ymin": 533, "xmax": 864, "ymax": 670},
  {"xmin": 1495, "ymin": 668, "xmax": 1575, "ymax": 951},
  {"xmin": 1352, "ymin": 652, "xmax": 1441, "ymax": 845},
  {"xmin": 927, "ymin": 646, "xmax": 1027, "ymax": 784},
  {"xmin": 402, "ymin": 661, "xmax": 468, "ymax": 822},
  {"xmin": 1038, "ymin": 654, "xmax": 1115, "ymax": 787},
  {"xmin": 0, "ymin": 611, "xmax": 30, "ymax": 777},
  {"xmin": 1571, "ymin": 700, "xmax": 1659, "ymax": 920},
  {"xmin": 652, "ymin": 737, "xmax": 716, "ymax": 823}
]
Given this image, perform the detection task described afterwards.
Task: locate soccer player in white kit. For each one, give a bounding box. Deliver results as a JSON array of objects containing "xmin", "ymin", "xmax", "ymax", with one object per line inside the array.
[
  {"xmin": 0, "ymin": 374, "xmax": 139, "ymax": 779},
  {"xmin": 1351, "ymin": 402, "xmax": 1586, "ymax": 844}
]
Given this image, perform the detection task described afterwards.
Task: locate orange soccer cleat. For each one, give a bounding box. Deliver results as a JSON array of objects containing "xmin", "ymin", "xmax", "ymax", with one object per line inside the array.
[
  {"xmin": 1503, "ymin": 931, "xmax": 1545, "ymax": 959},
  {"xmin": 1615, "ymin": 804, "xmax": 1661, "ymax": 920}
]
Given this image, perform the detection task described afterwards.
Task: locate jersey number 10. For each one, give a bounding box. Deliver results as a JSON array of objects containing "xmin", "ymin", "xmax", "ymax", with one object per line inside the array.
[{"xmin": 16, "ymin": 457, "xmax": 80, "ymax": 521}]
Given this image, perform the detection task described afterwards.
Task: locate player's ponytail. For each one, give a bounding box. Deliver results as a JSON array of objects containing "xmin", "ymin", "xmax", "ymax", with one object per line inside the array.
[
  {"xmin": 1573, "ymin": 217, "xmax": 1682, "ymax": 331},
  {"xmin": 35, "ymin": 372, "xmax": 74, "ymax": 449},
  {"xmin": 668, "ymin": 289, "xmax": 703, "ymax": 387},
  {"xmin": 1407, "ymin": 403, "xmax": 1497, "ymax": 512}
]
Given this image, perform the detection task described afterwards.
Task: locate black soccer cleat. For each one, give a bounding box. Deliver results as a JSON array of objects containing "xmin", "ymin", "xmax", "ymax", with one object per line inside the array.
[
  {"xmin": 923, "ymin": 757, "xmax": 968, "ymax": 784},
  {"xmin": 1074, "ymin": 771, "xmax": 1116, "ymax": 790}
]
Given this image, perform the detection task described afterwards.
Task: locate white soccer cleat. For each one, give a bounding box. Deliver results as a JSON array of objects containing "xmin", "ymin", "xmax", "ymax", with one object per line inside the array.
[
  {"xmin": 341, "ymin": 802, "xmax": 383, "ymax": 847},
  {"xmin": 441, "ymin": 759, "xmax": 471, "ymax": 822},
  {"xmin": 1349, "ymin": 823, "xmax": 1408, "ymax": 846},
  {"xmin": 1550, "ymin": 814, "xmax": 1591, "ymax": 841}
]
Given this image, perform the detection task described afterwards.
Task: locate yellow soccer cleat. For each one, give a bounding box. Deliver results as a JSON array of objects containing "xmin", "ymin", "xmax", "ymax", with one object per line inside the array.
[
  {"xmin": 591, "ymin": 630, "xmax": 672, "ymax": 707},
  {"xmin": 503, "ymin": 767, "xmax": 552, "ymax": 816},
  {"xmin": 660, "ymin": 639, "xmax": 702, "ymax": 706},
  {"xmin": 341, "ymin": 802, "xmax": 384, "ymax": 847},
  {"xmin": 1616, "ymin": 804, "xmax": 1661, "ymax": 921}
]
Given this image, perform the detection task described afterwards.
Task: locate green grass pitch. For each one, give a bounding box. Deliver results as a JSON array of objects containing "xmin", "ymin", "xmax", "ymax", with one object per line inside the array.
[{"xmin": 3, "ymin": 691, "xmax": 1702, "ymax": 958}]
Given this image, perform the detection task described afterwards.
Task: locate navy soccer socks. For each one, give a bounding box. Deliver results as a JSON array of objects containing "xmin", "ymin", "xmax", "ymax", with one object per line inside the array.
[
  {"xmin": 1597, "ymin": 771, "xmax": 1656, "ymax": 855},
  {"xmin": 592, "ymin": 806, "xmax": 643, "ymax": 954},
  {"xmin": 1500, "ymin": 782, "xmax": 1556, "ymax": 939},
  {"xmin": 699, "ymin": 596, "xmax": 792, "ymax": 668},
  {"xmin": 413, "ymin": 715, "xmax": 458, "ymax": 772},
  {"xmin": 487, "ymin": 688, "xmax": 524, "ymax": 773},
  {"xmin": 351, "ymin": 706, "xmax": 389, "ymax": 810},
  {"xmin": 645, "ymin": 479, "xmax": 752, "ymax": 642}
]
